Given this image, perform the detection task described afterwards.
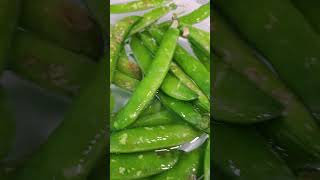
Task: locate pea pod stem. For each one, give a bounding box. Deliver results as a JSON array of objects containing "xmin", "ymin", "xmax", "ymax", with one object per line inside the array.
[
  {"xmin": 181, "ymin": 25, "xmax": 210, "ymax": 57},
  {"xmin": 110, "ymin": 0, "xmax": 170, "ymax": 14},
  {"xmin": 113, "ymin": 24, "xmax": 180, "ymax": 130}
]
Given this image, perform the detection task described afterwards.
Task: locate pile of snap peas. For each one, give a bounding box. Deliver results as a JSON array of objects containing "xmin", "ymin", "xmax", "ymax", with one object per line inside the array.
[
  {"xmin": 213, "ymin": 0, "xmax": 320, "ymax": 179},
  {"xmin": 110, "ymin": 0, "xmax": 210, "ymax": 179}
]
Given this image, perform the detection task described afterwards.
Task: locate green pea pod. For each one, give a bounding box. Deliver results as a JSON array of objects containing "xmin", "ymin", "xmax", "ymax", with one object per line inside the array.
[
  {"xmin": 0, "ymin": 88, "xmax": 15, "ymax": 162},
  {"xmin": 129, "ymin": 3, "xmax": 177, "ymax": 36},
  {"xmin": 213, "ymin": 11, "xmax": 320, "ymax": 168},
  {"xmin": 182, "ymin": 25, "xmax": 210, "ymax": 57},
  {"xmin": 110, "ymin": 16, "xmax": 140, "ymax": 83},
  {"xmin": 148, "ymin": 26, "xmax": 210, "ymax": 98},
  {"xmin": 204, "ymin": 140, "xmax": 210, "ymax": 180},
  {"xmin": 153, "ymin": 148, "xmax": 201, "ymax": 180},
  {"xmin": 110, "ymin": 124, "xmax": 200, "ymax": 153},
  {"xmin": 113, "ymin": 24, "xmax": 179, "ymax": 130},
  {"xmin": 291, "ymin": 0, "xmax": 320, "ymax": 34},
  {"xmin": 140, "ymin": 99, "xmax": 163, "ymax": 117},
  {"xmin": 0, "ymin": 0, "xmax": 20, "ymax": 73},
  {"xmin": 111, "ymin": 151, "xmax": 179, "ymax": 179},
  {"xmin": 113, "ymin": 70, "xmax": 140, "ymax": 92},
  {"xmin": 159, "ymin": 3, "xmax": 210, "ymax": 29},
  {"xmin": 117, "ymin": 50, "xmax": 142, "ymax": 80},
  {"xmin": 110, "ymin": 0, "xmax": 169, "ymax": 14},
  {"xmin": 131, "ymin": 110, "xmax": 183, "ymax": 128},
  {"xmin": 191, "ymin": 44, "xmax": 210, "ymax": 71},
  {"xmin": 137, "ymin": 32, "xmax": 159, "ymax": 54},
  {"xmin": 15, "ymin": 59, "xmax": 107, "ymax": 179},
  {"xmin": 213, "ymin": 123, "xmax": 295, "ymax": 180},
  {"xmin": 21, "ymin": 0, "xmax": 103, "ymax": 59},
  {"xmin": 213, "ymin": 58, "xmax": 283, "ymax": 124},
  {"xmin": 10, "ymin": 29, "xmax": 97, "ymax": 97},
  {"xmin": 214, "ymin": 0, "xmax": 320, "ymax": 121},
  {"xmin": 130, "ymin": 36, "xmax": 153, "ymax": 74},
  {"xmin": 158, "ymin": 92, "xmax": 209, "ymax": 133},
  {"xmin": 83, "ymin": 0, "xmax": 107, "ymax": 36}
]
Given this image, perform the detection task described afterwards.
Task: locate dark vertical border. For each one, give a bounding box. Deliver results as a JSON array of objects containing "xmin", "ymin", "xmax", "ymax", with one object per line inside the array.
[
  {"xmin": 210, "ymin": 0, "xmax": 215, "ymax": 177},
  {"xmin": 105, "ymin": 1, "xmax": 110, "ymax": 180}
]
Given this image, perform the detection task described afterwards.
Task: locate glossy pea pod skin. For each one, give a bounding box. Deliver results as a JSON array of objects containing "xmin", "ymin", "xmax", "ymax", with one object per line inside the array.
[
  {"xmin": 21, "ymin": 0, "xmax": 103, "ymax": 59},
  {"xmin": 182, "ymin": 25, "xmax": 210, "ymax": 57},
  {"xmin": 113, "ymin": 71, "xmax": 139, "ymax": 92},
  {"xmin": 213, "ymin": 58, "xmax": 283, "ymax": 124},
  {"xmin": 110, "ymin": 124, "xmax": 200, "ymax": 153},
  {"xmin": 131, "ymin": 35, "xmax": 197, "ymax": 101},
  {"xmin": 117, "ymin": 50, "xmax": 142, "ymax": 80},
  {"xmin": 10, "ymin": 29, "xmax": 98, "ymax": 97},
  {"xmin": 213, "ymin": 123, "xmax": 296, "ymax": 180},
  {"xmin": 192, "ymin": 44, "xmax": 210, "ymax": 71},
  {"xmin": 128, "ymin": 3, "xmax": 177, "ymax": 36},
  {"xmin": 158, "ymin": 92, "xmax": 209, "ymax": 133},
  {"xmin": 148, "ymin": 26, "xmax": 210, "ymax": 98},
  {"xmin": 215, "ymin": 0, "xmax": 320, "ymax": 121},
  {"xmin": 14, "ymin": 59, "xmax": 107, "ymax": 180},
  {"xmin": 131, "ymin": 110, "xmax": 183, "ymax": 128},
  {"xmin": 0, "ymin": 0, "xmax": 20, "ymax": 73},
  {"xmin": 0, "ymin": 88, "xmax": 15, "ymax": 163},
  {"xmin": 213, "ymin": 11, "xmax": 320, "ymax": 168},
  {"xmin": 113, "ymin": 25, "xmax": 180, "ymax": 130},
  {"xmin": 110, "ymin": 151, "xmax": 179, "ymax": 180},
  {"xmin": 110, "ymin": 0, "xmax": 169, "ymax": 14},
  {"xmin": 110, "ymin": 16, "xmax": 140, "ymax": 83}
]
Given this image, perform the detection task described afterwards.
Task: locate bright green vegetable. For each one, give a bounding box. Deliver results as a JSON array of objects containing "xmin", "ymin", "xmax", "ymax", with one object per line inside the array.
[
  {"xmin": 182, "ymin": 25, "xmax": 210, "ymax": 57},
  {"xmin": 0, "ymin": 0, "xmax": 20, "ymax": 73},
  {"xmin": 131, "ymin": 110, "xmax": 183, "ymax": 128},
  {"xmin": 113, "ymin": 23, "xmax": 180, "ymax": 130},
  {"xmin": 15, "ymin": 59, "xmax": 107, "ymax": 179},
  {"xmin": 110, "ymin": 0, "xmax": 170, "ymax": 14},
  {"xmin": 113, "ymin": 70, "xmax": 140, "ymax": 92},
  {"xmin": 191, "ymin": 44, "xmax": 210, "ymax": 71},
  {"xmin": 130, "ymin": 36, "xmax": 153, "ymax": 74},
  {"xmin": 153, "ymin": 148, "xmax": 201, "ymax": 180},
  {"xmin": 110, "ymin": 151, "xmax": 179, "ymax": 179},
  {"xmin": 117, "ymin": 50, "xmax": 142, "ymax": 80},
  {"xmin": 21, "ymin": 0, "xmax": 103, "ymax": 58},
  {"xmin": 110, "ymin": 16, "xmax": 140, "ymax": 83},
  {"xmin": 158, "ymin": 92, "xmax": 209, "ymax": 133},
  {"xmin": 110, "ymin": 124, "xmax": 200, "ymax": 153}
]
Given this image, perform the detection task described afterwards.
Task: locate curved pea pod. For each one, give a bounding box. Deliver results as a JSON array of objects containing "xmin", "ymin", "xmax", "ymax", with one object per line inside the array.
[
  {"xmin": 213, "ymin": 59, "xmax": 283, "ymax": 124},
  {"xmin": 0, "ymin": 0, "xmax": 20, "ymax": 73},
  {"xmin": 117, "ymin": 50, "xmax": 142, "ymax": 80},
  {"xmin": 158, "ymin": 92, "xmax": 209, "ymax": 133},
  {"xmin": 131, "ymin": 110, "xmax": 183, "ymax": 128},
  {"xmin": 0, "ymin": 88, "xmax": 15, "ymax": 162},
  {"xmin": 128, "ymin": 3, "xmax": 177, "ymax": 36},
  {"xmin": 140, "ymin": 99, "xmax": 163, "ymax": 116},
  {"xmin": 10, "ymin": 29, "xmax": 97, "ymax": 97},
  {"xmin": 213, "ymin": 9, "xmax": 320, "ymax": 169},
  {"xmin": 204, "ymin": 141, "xmax": 210, "ymax": 180},
  {"xmin": 130, "ymin": 36, "xmax": 153, "ymax": 74},
  {"xmin": 110, "ymin": 124, "xmax": 200, "ymax": 153},
  {"xmin": 214, "ymin": 0, "xmax": 320, "ymax": 121},
  {"xmin": 213, "ymin": 123, "xmax": 296, "ymax": 180},
  {"xmin": 113, "ymin": 71, "xmax": 139, "ymax": 92},
  {"xmin": 113, "ymin": 25, "xmax": 180, "ymax": 130},
  {"xmin": 148, "ymin": 26, "xmax": 210, "ymax": 98},
  {"xmin": 110, "ymin": 16, "xmax": 140, "ymax": 83},
  {"xmin": 83, "ymin": 0, "xmax": 107, "ymax": 36},
  {"xmin": 21, "ymin": 0, "xmax": 103, "ymax": 59},
  {"xmin": 161, "ymin": 73, "xmax": 197, "ymax": 101},
  {"xmin": 111, "ymin": 151, "xmax": 179, "ymax": 180},
  {"xmin": 153, "ymin": 148, "xmax": 201, "ymax": 180},
  {"xmin": 14, "ymin": 59, "xmax": 107, "ymax": 179},
  {"xmin": 182, "ymin": 25, "xmax": 210, "ymax": 57},
  {"xmin": 192, "ymin": 44, "xmax": 210, "ymax": 71},
  {"xmin": 110, "ymin": 0, "xmax": 169, "ymax": 14}
]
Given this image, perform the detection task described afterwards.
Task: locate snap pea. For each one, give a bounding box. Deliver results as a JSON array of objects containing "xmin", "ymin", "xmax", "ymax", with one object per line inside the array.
[
  {"xmin": 15, "ymin": 59, "xmax": 107, "ymax": 179},
  {"xmin": 159, "ymin": 3, "xmax": 210, "ymax": 28},
  {"xmin": 204, "ymin": 140, "xmax": 210, "ymax": 180},
  {"xmin": 139, "ymin": 99, "xmax": 163, "ymax": 117},
  {"xmin": 130, "ymin": 36, "xmax": 153, "ymax": 73},
  {"xmin": 110, "ymin": 0, "xmax": 169, "ymax": 14},
  {"xmin": 128, "ymin": 3, "xmax": 177, "ymax": 36},
  {"xmin": 213, "ymin": 58, "xmax": 283, "ymax": 124},
  {"xmin": 110, "ymin": 124, "xmax": 200, "ymax": 153},
  {"xmin": 10, "ymin": 29, "xmax": 97, "ymax": 97},
  {"xmin": 113, "ymin": 23, "xmax": 180, "ymax": 130},
  {"xmin": 0, "ymin": 0, "xmax": 19, "ymax": 73},
  {"xmin": 213, "ymin": 11, "xmax": 320, "ymax": 168},
  {"xmin": 21, "ymin": 0, "xmax": 103, "ymax": 59},
  {"xmin": 213, "ymin": 123, "xmax": 295, "ymax": 180},
  {"xmin": 117, "ymin": 50, "xmax": 142, "ymax": 80},
  {"xmin": 110, "ymin": 151, "xmax": 179, "ymax": 179},
  {"xmin": 158, "ymin": 92, "xmax": 209, "ymax": 133},
  {"xmin": 182, "ymin": 25, "xmax": 210, "ymax": 57},
  {"xmin": 148, "ymin": 26, "xmax": 210, "ymax": 98},
  {"xmin": 110, "ymin": 16, "xmax": 140, "ymax": 83},
  {"xmin": 153, "ymin": 148, "xmax": 201, "ymax": 180},
  {"xmin": 113, "ymin": 70, "xmax": 139, "ymax": 92},
  {"xmin": 215, "ymin": 0, "xmax": 320, "ymax": 121},
  {"xmin": 131, "ymin": 110, "xmax": 183, "ymax": 128},
  {"xmin": 0, "ymin": 88, "xmax": 15, "ymax": 162},
  {"xmin": 137, "ymin": 32, "xmax": 159, "ymax": 54},
  {"xmin": 191, "ymin": 44, "xmax": 210, "ymax": 71}
]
